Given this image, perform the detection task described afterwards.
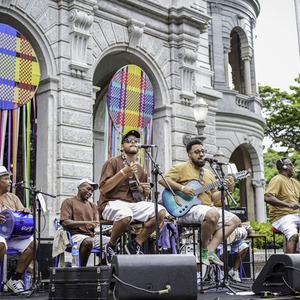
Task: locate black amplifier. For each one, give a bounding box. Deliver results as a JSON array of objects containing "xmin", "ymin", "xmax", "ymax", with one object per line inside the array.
[
  {"xmin": 229, "ymin": 207, "xmax": 247, "ymax": 222},
  {"xmin": 49, "ymin": 266, "xmax": 110, "ymax": 299}
]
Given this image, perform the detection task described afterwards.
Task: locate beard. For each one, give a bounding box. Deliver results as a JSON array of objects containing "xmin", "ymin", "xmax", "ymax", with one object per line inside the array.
[{"xmin": 191, "ymin": 157, "xmax": 205, "ymax": 168}]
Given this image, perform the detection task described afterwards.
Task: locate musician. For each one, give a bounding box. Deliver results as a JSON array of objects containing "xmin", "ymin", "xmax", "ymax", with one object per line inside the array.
[
  {"xmin": 0, "ymin": 166, "xmax": 34, "ymax": 294},
  {"xmin": 264, "ymin": 157, "xmax": 300, "ymax": 253},
  {"xmin": 218, "ymin": 224, "xmax": 250, "ymax": 282},
  {"xmin": 60, "ymin": 178, "xmax": 109, "ymax": 266},
  {"xmin": 98, "ymin": 130, "xmax": 166, "ymax": 265},
  {"xmin": 159, "ymin": 139, "xmax": 240, "ymax": 266}
]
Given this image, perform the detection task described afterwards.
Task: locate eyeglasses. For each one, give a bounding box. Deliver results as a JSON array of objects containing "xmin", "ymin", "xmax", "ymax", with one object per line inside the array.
[
  {"xmin": 124, "ymin": 138, "xmax": 139, "ymax": 143},
  {"xmin": 190, "ymin": 149, "xmax": 206, "ymax": 155},
  {"xmin": 284, "ymin": 163, "xmax": 294, "ymax": 167}
]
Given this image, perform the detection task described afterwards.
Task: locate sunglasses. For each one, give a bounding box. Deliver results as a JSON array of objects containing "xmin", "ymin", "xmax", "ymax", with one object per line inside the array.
[
  {"xmin": 190, "ymin": 149, "xmax": 206, "ymax": 155},
  {"xmin": 124, "ymin": 138, "xmax": 139, "ymax": 143}
]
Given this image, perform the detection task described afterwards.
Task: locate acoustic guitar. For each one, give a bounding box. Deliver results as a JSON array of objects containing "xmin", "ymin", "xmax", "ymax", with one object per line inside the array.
[{"xmin": 162, "ymin": 170, "xmax": 250, "ymax": 217}]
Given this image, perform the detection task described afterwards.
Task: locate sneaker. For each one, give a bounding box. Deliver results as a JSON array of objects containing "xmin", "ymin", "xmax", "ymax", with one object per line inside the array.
[
  {"xmin": 6, "ymin": 277, "xmax": 24, "ymax": 294},
  {"xmin": 105, "ymin": 242, "xmax": 117, "ymax": 266},
  {"xmin": 208, "ymin": 252, "xmax": 224, "ymax": 266},
  {"xmin": 201, "ymin": 249, "xmax": 210, "ymax": 266},
  {"xmin": 125, "ymin": 240, "xmax": 144, "ymax": 255},
  {"xmin": 228, "ymin": 268, "xmax": 241, "ymax": 282}
]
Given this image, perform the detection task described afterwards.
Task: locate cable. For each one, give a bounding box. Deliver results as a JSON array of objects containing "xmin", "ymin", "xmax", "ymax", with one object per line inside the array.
[
  {"xmin": 281, "ymin": 266, "xmax": 300, "ymax": 293},
  {"xmin": 112, "ymin": 273, "xmax": 171, "ymax": 295}
]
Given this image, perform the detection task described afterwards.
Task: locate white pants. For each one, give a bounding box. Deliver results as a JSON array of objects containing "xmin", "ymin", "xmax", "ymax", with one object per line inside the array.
[
  {"xmin": 102, "ymin": 200, "xmax": 165, "ymax": 223},
  {"xmin": 272, "ymin": 213, "xmax": 300, "ymax": 240},
  {"xmin": 0, "ymin": 235, "xmax": 33, "ymax": 253}
]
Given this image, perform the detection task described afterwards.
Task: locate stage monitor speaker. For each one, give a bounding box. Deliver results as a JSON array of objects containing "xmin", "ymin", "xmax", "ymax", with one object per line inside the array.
[
  {"xmin": 108, "ymin": 254, "xmax": 197, "ymax": 300},
  {"xmin": 252, "ymin": 254, "xmax": 300, "ymax": 295}
]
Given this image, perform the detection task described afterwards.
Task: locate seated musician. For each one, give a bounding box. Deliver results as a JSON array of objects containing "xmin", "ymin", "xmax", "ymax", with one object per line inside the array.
[
  {"xmin": 98, "ymin": 130, "xmax": 166, "ymax": 265},
  {"xmin": 264, "ymin": 157, "xmax": 300, "ymax": 253},
  {"xmin": 60, "ymin": 178, "xmax": 109, "ymax": 266},
  {"xmin": 218, "ymin": 223, "xmax": 251, "ymax": 282},
  {"xmin": 0, "ymin": 166, "xmax": 34, "ymax": 294},
  {"xmin": 158, "ymin": 139, "xmax": 240, "ymax": 266}
]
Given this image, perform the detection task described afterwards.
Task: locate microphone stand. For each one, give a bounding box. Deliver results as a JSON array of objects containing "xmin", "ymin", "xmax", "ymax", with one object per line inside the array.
[
  {"xmin": 20, "ymin": 182, "xmax": 56, "ymax": 297},
  {"xmin": 143, "ymin": 147, "xmax": 175, "ymax": 254},
  {"xmin": 202, "ymin": 162, "xmax": 236, "ymax": 294}
]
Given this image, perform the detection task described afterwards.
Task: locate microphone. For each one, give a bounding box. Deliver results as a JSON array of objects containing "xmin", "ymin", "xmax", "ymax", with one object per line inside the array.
[
  {"xmin": 12, "ymin": 181, "xmax": 25, "ymax": 188},
  {"xmin": 204, "ymin": 157, "xmax": 218, "ymax": 164},
  {"xmin": 204, "ymin": 157, "xmax": 228, "ymax": 165},
  {"xmin": 138, "ymin": 144, "xmax": 157, "ymax": 149}
]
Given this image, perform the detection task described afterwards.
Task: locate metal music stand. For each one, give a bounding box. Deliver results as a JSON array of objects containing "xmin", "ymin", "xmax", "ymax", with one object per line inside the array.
[
  {"xmin": 143, "ymin": 147, "xmax": 175, "ymax": 254},
  {"xmin": 18, "ymin": 182, "xmax": 56, "ymax": 297},
  {"xmin": 200, "ymin": 162, "xmax": 237, "ymax": 294}
]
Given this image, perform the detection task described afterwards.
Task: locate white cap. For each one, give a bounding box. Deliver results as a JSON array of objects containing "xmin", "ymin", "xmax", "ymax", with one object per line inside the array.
[
  {"xmin": 77, "ymin": 178, "xmax": 98, "ymax": 191},
  {"xmin": 0, "ymin": 166, "xmax": 10, "ymax": 177}
]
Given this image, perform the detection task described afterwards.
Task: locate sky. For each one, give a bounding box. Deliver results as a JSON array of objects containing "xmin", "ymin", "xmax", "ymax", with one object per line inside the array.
[
  {"xmin": 254, "ymin": 0, "xmax": 299, "ymax": 151},
  {"xmin": 254, "ymin": 0, "xmax": 299, "ymax": 91}
]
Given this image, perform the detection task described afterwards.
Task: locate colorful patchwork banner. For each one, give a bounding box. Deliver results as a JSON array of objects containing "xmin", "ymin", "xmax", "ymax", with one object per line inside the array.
[
  {"xmin": 0, "ymin": 24, "xmax": 40, "ymax": 110},
  {"xmin": 107, "ymin": 64, "xmax": 154, "ymax": 134}
]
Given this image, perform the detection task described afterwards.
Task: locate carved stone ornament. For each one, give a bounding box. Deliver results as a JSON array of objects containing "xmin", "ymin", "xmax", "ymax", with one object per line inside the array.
[
  {"xmin": 178, "ymin": 48, "xmax": 197, "ymax": 65},
  {"xmin": 127, "ymin": 19, "xmax": 145, "ymax": 49},
  {"xmin": 0, "ymin": 0, "xmax": 12, "ymax": 7},
  {"xmin": 178, "ymin": 48, "xmax": 197, "ymax": 95},
  {"xmin": 68, "ymin": 9, "xmax": 93, "ymax": 77}
]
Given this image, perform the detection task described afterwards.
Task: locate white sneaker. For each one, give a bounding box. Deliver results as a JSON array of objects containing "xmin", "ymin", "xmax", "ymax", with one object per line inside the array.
[
  {"xmin": 6, "ymin": 277, "xmax": 24, "ymax": 293},
  {"xmin": 228, "ymin": 268, "xmax": 241, "ymax": 282}
]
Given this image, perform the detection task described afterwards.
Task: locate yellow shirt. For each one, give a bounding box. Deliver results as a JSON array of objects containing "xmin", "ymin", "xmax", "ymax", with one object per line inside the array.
[
  {"xmin": 265, "ymin": 174, "xmax": 300, "ymax": 223},
  {"xmin": 163, "ymin": 161, "xmax": 218, "ymax": 206}
]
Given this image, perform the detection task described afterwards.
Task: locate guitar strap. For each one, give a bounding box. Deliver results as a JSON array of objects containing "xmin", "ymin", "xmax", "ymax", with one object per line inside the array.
[{"xmin": 199, "ymin": 168, "xmax": 204, "ymax": 184}]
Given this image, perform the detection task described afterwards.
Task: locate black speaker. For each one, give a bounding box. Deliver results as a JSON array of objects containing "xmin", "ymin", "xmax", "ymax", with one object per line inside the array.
[
  {"xmin": 252, "ymin": 254, "xmax": 300, "ymax": 295},
  {"xmin": 38, "ymin": 238, "xmax": 54, "ymax": 281},
  {"xmin": 108, "ymin": 254, "xmax": 197, "ymax": 300}
]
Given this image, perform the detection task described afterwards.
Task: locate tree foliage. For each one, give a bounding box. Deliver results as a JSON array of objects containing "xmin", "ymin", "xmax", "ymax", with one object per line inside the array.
[{"xmin": 259, "ymin": 76, "xmax": 300, "ymax": 151}]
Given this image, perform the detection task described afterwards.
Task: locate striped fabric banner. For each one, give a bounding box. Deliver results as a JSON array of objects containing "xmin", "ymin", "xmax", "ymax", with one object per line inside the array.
[
  {"xmin": 105, "ymin": 65, "xmax": 155, "ymax": 163},
  {"xmin": 0, "ymin": 23, "xmax": 40, "ymax": 110}
]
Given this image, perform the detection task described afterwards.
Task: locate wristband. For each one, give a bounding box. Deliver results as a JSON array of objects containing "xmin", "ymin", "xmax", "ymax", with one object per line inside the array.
[
  {"xmin": 181, "ymin": 185, "xmax": 185, "ymax": 191},
  {"xmin": 120, "ymin": 169, "xmax": 126, "ymax": 176}
]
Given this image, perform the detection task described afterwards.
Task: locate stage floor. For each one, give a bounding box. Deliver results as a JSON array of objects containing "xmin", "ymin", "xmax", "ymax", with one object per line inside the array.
[{"xmin": 0, "ymin": 280, "xmax": 297, "ymax": 300}]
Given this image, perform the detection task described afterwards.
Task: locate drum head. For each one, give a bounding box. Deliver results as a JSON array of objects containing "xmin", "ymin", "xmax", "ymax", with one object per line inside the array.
[{"xmin": 0, "ymin": 210, "xmax": 14, "ymax": 239}]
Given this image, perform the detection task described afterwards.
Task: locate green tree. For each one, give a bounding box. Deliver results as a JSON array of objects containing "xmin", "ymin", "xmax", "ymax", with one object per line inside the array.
[{"xmin": 259, "ymin": 75, "xmax": 300, "ymax": 151}]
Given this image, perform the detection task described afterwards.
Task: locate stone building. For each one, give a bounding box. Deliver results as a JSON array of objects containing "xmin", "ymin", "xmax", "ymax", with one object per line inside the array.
[{"xmin": 0, "ymin": 0, "xmax": 265, "ymax": 238}]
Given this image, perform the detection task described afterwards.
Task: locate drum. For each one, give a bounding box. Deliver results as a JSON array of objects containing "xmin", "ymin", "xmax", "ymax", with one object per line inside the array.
[
  {"xmin": 0, "ymin": 210, "xmax": 34, "ymax": 239},
  {"xmin": 226, "ymin": 231, "xmax": 237, "ymax": 245}
]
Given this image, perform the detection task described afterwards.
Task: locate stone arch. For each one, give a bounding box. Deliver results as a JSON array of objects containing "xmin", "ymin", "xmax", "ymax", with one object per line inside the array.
[
  {"xmin": 228, "ymin": 26, "xmax": 251, "ymax": 94},
  {"xmin": 229, "ymin": 142, "xmax": 265, "ymax": 222},
  {"xmin": 0, "ymin": 11, "xmax": 59, "ymax": 206},
  {"xmin": 92, "ymin": 46, "xmax": 172, "ymax": 193}
]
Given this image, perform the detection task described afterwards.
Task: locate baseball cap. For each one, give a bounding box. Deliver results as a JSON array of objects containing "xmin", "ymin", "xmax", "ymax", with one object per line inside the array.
[
  {"xmin": 77, "ymin": 178, "xmax": 98, "ymax": 191},
  {"xmin": 0, "ymin": 166, "xmax": 10, "ymax": 177},
  {"xmin": 121, "ymin": 130, "xmax": 140, "ymax": 143}
]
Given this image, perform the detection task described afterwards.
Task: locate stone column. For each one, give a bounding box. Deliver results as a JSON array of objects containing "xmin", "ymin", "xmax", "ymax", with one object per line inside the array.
[
  {"xmin": 224, "ymin": 47, "xmax": 231, "ymax": 88},
  {"xmin": 242, "ymin": 56, "xmax": 252, "ymax": 95},
  {"xmin": 252, "ymin": 178, "xmax": 266, "ymax": 222}
]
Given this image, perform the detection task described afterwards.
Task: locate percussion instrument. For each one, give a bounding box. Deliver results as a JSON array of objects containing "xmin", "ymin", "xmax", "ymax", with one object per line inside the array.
[
  {"xmin": 0, "ymin": 210, "xmax": 34, "ymax": 239},
  {"xmin": 226, "ymin": 230, "xmax": 237, "ymax": 245}
]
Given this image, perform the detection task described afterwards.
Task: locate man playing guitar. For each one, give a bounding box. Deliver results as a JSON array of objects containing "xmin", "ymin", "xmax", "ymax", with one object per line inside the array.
[
  {"xmin": 98, "ymin": 130, "xmax": 166, "ymax": 265},
  {"xmin": 159, "ymin": 139, "xmax": 240, "ymax": 266}
]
